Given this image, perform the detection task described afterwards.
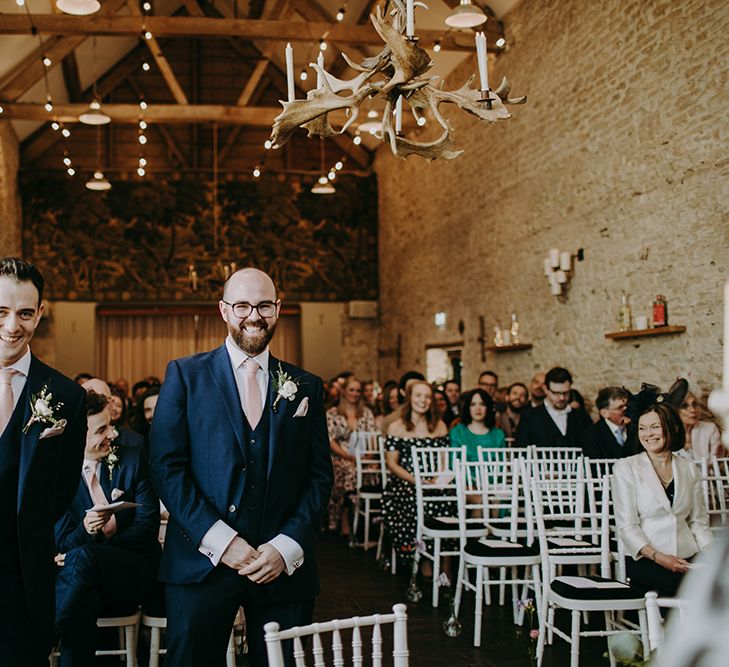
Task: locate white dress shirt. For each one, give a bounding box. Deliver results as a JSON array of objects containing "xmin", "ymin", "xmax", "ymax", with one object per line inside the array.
[
  {"xmin": 545, "ymin": 400, "xmax": 571, "ymax": 436},
  {"xmin": 2, "ymin": 346, "xmax": 31, "ymax": 412},
  {"xmin": 198, "ymin": 337, "xmax": 304, "ymax": 575}
]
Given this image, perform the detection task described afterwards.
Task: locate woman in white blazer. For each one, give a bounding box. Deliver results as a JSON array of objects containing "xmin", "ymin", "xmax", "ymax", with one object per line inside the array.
[{"xmin": 613, "ymin": 402, "xmax": 713, "ymax": 596}]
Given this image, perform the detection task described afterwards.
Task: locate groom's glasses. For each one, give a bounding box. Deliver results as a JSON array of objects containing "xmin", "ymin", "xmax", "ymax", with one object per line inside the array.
[{"xmin": 222, "ymin": 300, "xmax": 278, "ymax": 319}]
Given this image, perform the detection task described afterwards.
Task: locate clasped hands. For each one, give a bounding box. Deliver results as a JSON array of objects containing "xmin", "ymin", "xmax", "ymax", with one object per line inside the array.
[
  {"xmin": 221, "ymin": 536, "xmax": 285, "ymax": 584},
  {"xmin": 83, "ymin": 508, "xmax": 114, "ymax": 535}
]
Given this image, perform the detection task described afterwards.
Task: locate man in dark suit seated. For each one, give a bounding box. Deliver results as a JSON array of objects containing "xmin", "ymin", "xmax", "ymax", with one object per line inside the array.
[
  {"xmin": 581, "ymin": 386, "xmax": 631, "ymax": 459},
  {"xmin": 515, "ymin": 366, "xmax": 592, "ymax": 447},
  {"xmin": 81, "ymin": 378, "xmax": 144, "ymax": 450},
  {"xmin": 54, "ymin": 391, "xmax": 160, "ymax": 667}
]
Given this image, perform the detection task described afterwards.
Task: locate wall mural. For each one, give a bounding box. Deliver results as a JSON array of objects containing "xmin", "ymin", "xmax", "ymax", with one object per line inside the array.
[{"xmin": 21, "ymin": 174, "xmax": 378, "ymax": 302}]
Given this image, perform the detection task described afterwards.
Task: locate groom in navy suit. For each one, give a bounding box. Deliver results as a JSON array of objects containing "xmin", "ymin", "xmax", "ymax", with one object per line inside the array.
[
  {"xmin": 0, "ymin": 257, "xmax": 87, "ymax": 666},
  {"xmin": 150, "ymin": 267, "xmax": 333, "ymax": 666}
]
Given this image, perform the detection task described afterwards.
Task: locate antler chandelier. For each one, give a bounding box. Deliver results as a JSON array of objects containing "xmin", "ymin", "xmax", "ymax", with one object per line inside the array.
[{"xmin": 269, "ymin": 0, "xmax": 526, "ymax": 162}]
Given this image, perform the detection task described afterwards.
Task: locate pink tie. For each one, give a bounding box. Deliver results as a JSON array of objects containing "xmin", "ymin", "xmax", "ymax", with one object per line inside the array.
[
  {"xmin": 83, "ymin": 464, "xmax": 117, "ymax": 537},
  {"xmin": 243, "ymin": 359, "xmax": 263, "ymax": 429},
  {"xmin": 0, "ymin": 368, "xmax": 19, "ymax": 437}
]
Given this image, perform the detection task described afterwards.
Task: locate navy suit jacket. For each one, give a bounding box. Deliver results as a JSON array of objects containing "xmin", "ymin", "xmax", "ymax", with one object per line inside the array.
[
  {"xmin": 55, "ymin": 444, "xmax": 161, "ymax": 560},
  {"xmin": 12, "ymin": 355, "xmax": 87, "ymax": 636},
  {"xmin": 515, "ymin": 403, "xmax": 592, "ymax": 448},
  {"xmin": 581, "ymin": 419, "xmax": 630, "ymax": 460},
  {"xmin": 149, "ymin": 346, "xmax": 333, "ymax": 603}
]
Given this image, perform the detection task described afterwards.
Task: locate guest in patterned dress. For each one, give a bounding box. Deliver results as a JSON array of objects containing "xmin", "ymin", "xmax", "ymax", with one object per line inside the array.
[
  {"xmin": 326, "ymin": 376, "xmax": 376, "ymax": 535},
  {"xmin": 382, "ymin": 380, "xmax": 451, "ymax": 571}
]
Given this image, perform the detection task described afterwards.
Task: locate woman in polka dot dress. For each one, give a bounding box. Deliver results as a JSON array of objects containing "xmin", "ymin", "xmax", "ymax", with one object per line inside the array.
[{"xmin": 382, "ymin": 380, "xmax": 453, "ymax": 569}]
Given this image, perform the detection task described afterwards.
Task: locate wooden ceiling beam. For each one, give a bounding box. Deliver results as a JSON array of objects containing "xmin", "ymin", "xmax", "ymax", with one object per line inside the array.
[
  {"xmin": 127, "ymin": 0, "xmax": 189, "ymax": 105},
  {"xmin": 60, "ymin": 51, "xmax": 82, "ymax": 102},
  {"xmin": 0, "ymin": 0, "xmax": 129, "ymax": 101},
  {"xmin": 0, "ymin": 15, "xmax": 477, "ymax": 51}
]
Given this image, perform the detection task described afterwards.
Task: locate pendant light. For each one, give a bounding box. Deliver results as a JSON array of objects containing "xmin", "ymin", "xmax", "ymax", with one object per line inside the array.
[
  {"xmin": 311, "ymin": 139, "xmax": 335, "ymax": 194},
  {"xmin": 86, "ymin": 126, "xmax": 111, "ymax": 191},
  {"xmin": 445, "ymin": 0, "xmax": 487, "ymax": 29},
  {"xmin": 80, "ymin": 36, "xmax": 110, "ymax": 125},
  {"xmin": 56, "ymin": 0, "xmax": 101, "ymax": 16}
]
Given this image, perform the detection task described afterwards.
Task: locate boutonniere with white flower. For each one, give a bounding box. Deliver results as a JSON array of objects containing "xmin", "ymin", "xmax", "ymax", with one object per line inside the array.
[
  {"xmin": 104, "ymin": 427, "xmax": 120, "ymax": 480},
  {"xmin": 271, "ymin": 363, "xmax": 303, "ymax": 412},
  {"xmin": 23, "ymin": 383, "xmax": 64, "ymax": 434}
]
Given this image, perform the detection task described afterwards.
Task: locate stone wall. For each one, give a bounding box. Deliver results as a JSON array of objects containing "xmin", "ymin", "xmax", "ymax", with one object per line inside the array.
[
  {"xmin": 0, "ymin": 122, "xmax": 21, "ymax": 255},
  {"xmin": 375, "ymin": 0, "xmax": 729, "ymax": 402}
]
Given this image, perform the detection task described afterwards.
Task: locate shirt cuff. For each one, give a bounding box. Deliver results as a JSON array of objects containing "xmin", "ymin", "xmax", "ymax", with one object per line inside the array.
[
  {"xmin": 198, "ymin": 520, "xmax": 237, "ymax": 566},
  {"xmin": 267, "ymin": 534, "xmax": 304, "ymax": 575}
]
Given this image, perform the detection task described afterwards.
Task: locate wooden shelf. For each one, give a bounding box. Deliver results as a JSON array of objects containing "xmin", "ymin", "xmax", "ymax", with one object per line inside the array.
[
  {"xmin": 485, "ymin": 343, "xmax": 533, "ymax": 352},
  {"xmin": 604, "ymin": 325, "xmax": 686, "ymax": 341}
]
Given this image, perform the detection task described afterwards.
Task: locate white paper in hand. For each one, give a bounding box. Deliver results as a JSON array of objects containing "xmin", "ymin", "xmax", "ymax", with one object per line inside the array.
[{"xmin": 85, "ymin": 501, "xmax": 141, "ymax": 513}]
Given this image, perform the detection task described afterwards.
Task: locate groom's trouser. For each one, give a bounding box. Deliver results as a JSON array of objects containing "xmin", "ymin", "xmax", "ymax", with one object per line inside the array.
[{"xmin": 165, "ymin": 566, "xmax": 314, "ymax": 667}]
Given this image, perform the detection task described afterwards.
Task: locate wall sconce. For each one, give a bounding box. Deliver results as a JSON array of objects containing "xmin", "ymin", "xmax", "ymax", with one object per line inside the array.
[
  {"xmin": 434, "ymin": 312, "xmax": 447, "ymax": 330},
  {"xmin": 543, "ymin": 248, "xmax": 584, "ymax": 299}
]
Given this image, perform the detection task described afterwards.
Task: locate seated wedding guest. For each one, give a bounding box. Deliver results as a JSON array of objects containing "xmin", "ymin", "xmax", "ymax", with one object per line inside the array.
[
  {"xmin": 450, "ymin": 388, "xmax": 506, "ymax": 461},
  {"xmin": 54, "ymin": 391, "xmax": 160, "ymax": 666},
  {"xmin": 527, "ymin": 372, "xmax": 546, "ymax": 409},
  {"xmin": 613, "ymin": 403, "xmax": 713, "ymax": 597},
  {"xmin": 678, "ymin": 390, "xmax": 725, "ymax": 461},
  {"xmin": 515, "ymin": 367, "xmax": 592, "ymax": 447},
  {"xmin": 381, "ymin": 370, "xmax": 426, "ymax": 431},
  {"xmin": 74, "ymin": 372, "xmax": 93, "ymax": 384},
  {"xmin": 496, "ymin": 382, "xmax": 529, "ymax": 440},
  {"xmin": 82, "ymin": 378, "xmax": 143, "ymax": 450},
  {"xmin": 582, "ymin": 387, "xmax": 631, "ymax": 459},
  {"xmin": 326, "ymin": 376, "xmax": 375, "ymax": 536},
  {"xmin": 433, "ymin": 388, "xmax": 457, "ymax": 427},
  {"xmin": 382, "ymin": 380, "xmax": 450, "ymax": 571},
  {"xmin": 362, "ymin": 379, "xmax": 378, "ymax": 412},
  {"xmin": 477, "ymin": 370, "xmax": 499, "ymax": 399},
  {"xmin": 381, "ymin": 380, "xmax": 399, "ymax": 416},
  {"xmin": 129, "ymin": 379, "xmax": 151, "ymax": 434},
  {"xmin": 107, "ymin": 387, "xmax": 127, "ymax": 428},
  {"xmin": 444, "ymin": 380, "xmax": 461, "ymax": 417}
]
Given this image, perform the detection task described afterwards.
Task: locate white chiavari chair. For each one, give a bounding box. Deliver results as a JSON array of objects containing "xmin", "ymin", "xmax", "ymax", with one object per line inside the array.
[
  {"xmin": 701, "ymin": 457, "xmax": 729, "ymax": 533},
  {"xmin": 264, "ymin": 603, "xmax": 409, "ymax": 667},
  {"xmin": 350, "ymin": 431, "xmax": 387, "ymax": 553},
  {"xmin": 532, "ymin": 474, "xmax": 649, "ymax": 667},
  {"xmin": 583, "ymin": 457, "xmax": 622, "ymax": 579},
  {"xmin": 527, "ymin": 446, "xmax": 584, "ymax": 484},
  {"xmin": 453, "ymin": 458, "xmax": 542, "ymax": 647},
  {"xmin": 412, "ymin": 446, "xmax": 466, "ymax": 607},
  {"xmin": 644, "ymin": 591, "xmax": 690, "ymax": 652}
]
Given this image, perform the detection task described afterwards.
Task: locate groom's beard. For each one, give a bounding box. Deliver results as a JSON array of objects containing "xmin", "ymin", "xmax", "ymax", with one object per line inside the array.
[{"xmin": 229, "ymin": 318, "xmax": 277, "ymax": 356}]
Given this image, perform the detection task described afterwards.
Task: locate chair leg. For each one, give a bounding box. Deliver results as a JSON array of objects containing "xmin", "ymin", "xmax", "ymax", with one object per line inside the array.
[
  {"xmin": 391, "ymin": 546, "xmax": 397, "ymax": 575},
  {"xmin": 483, "ymin": 567, "xmax": 491, "ymax": 606},
  {"xmin": 375, "ymin": 519, "xmax": 383, "ymax": 561},
  {"xmin": 124, "ymin": 624, "xmax": 136, "ymax": 667},
  {"xmin": 604, "ymin": 611, "xmax": 617, "ymax": 667},
  {"xmin": 454, "ymin": 558, "xmax": 466, "ymax": 617},
  {"xmin": 473, "ymin": 567, "xmax": 484, "ymax": 647},
  {"xmin": 363, "ymin": 499, "xmax": 371, "ymax": 551},
  {"xmin": 547, "ymin": 605, "xmax": 555, "ymax": 645},
  {"xmin": 570, "ymin": 609, "xmax": 581, "ymax": 667},
  {"xmin": 432, "ymin": 539, "xmax": 441, "ymax": 608},
  {"xmin": 352, "ymin": 497, "xmax": 361, "ymax": 544},
  {"xmin": 149, "ymin": 627, "xmax": 161, "ymax": 667},
  {"xmin": 536, "ymin": 603, "xmax": 547, "ymax": 667},
  {"xmin": 638, "ymin": 608, "xmax": 650, "ymax": 659}
]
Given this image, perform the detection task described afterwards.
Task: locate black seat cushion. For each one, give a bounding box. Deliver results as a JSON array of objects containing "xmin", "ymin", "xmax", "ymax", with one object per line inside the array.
[
  {"xmin": 359, "ymin": 484, "xmax": 383, "ymax": 494},
  {"xmin": 465, "ymin": 538, "xmax": 540, "ymax": 558},
  {"xmin": 550, "ymin": 576, "xmax": 643, "ymax": 601},
  {"xmin": 423, "ymin": 516, "xmax": 459, "ymax": 531}
]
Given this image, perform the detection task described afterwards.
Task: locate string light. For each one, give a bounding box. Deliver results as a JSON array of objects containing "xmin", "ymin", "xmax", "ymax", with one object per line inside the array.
[
  {"xmin": 433, "ymin": 41, "xmax": 441, "ymax": 52},
  {"xmin": 142, "ymin": 1, "xmax": 151, "ymax": 10},
  {"xmin": 336, "ymin": 7, "xmax": 345, "ymax": 21},
  {"xmin": 253, "ymin": 167, "xmax": 261, "ymax": 178},
  {"xmin": 144, "ymin": 31, "xmax": 153, "ymax": 40},
  {"xmin": 51, "ymin": 122, "xmax": 60, "ymax": 131},
  {"xmin": 417, "ymin": 116, "xmax": 427, "ymax": 126},
  {"xmin": 319, "ymin": 39, "xmax": 327, "ymax": 51},
  {"xmin": 300, "ymin": 70, "xmax": 308, "ymax": 81},
  {"xmin": 139, "ymin": 157, "xmax": 147, "ymax": 167},
  {"xmin": 353, "ymin": 134, "xmax": 362, "ymax": 145},
  {"xmin": 63, "ymin": 156, "xmax": 71, "ymax": 166},
  {"xmin": 140, "ymin": 101, "xmax": 148, "ymax": 110},
  {"xmin": 139, "ymin": 134, "xmax": 147, "ymax": 145},
  {"xmin": 0, "ymin": 106, "xmax": 3, "ymax": 114},
  {"xmin": 496, "ymin": 37, "xmax": 506, "ymax": 48},
  {"xmin": 67, "ymin": 167, "xmax": 75, "ymax": 176},
  {"xmin": 139, "ymin": 120, "xmax": 147, "ymax": 130},
  {"xmin": 335, "ymin": 161, "xmax": 343, "ymax": 170},
  {"xmin": 62, "ymin": 127, "xmax": 71, "ymax": 138},
  {"xmin": 264, "ymin": 140, "xmax": 272, "ymax": 150},
  {"xmin": 137, "ymin": 167, "xmax": 146, "ymax": 176},
  {"xmin": 44, "ymin": 96, "xmax": 53, "ymax": 113},
  {"xmin": 328, "ymin": 171, "xmax": 336, "ymax": 180},
  {"xmin": 43, "ymin": 56, "xmax": 52, "ymax": 66},
  {"xmin": 142, "ymin": 61, "xmax": 151, "ymax": 72}
]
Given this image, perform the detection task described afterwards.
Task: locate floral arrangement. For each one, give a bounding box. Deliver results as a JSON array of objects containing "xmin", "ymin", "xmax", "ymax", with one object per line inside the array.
[{"xmin": 23, "ymin": 383, "xmax": 64, "ymax": 434}]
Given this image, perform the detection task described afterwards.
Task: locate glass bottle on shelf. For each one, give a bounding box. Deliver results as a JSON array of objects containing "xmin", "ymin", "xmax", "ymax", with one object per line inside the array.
[
  {"xmin": 510, "ymin": 312, "xmax": 520, "ymax": 344},
  {"xmin": 493, "ymin": 325, "xmax": 504, "ymax": 347},
  {"xmin": 653, "ymin": 294, "xmax": 668, "ymax": 327},
  {"xmin": 618, "ymin": 291, "xmax": 632, "ymax": 332}
]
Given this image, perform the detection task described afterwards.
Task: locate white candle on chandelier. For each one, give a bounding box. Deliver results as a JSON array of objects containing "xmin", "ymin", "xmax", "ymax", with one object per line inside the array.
[
  {"xmin": 285, "ymin": 43, "xmax": 295, "ymax": 102},
  {"xmin": 406, "ymin": 0, "xmax": 414, "ymax": 38},
  {"xmin": 559, "ymin": 251, "xmax": 571, "ymax": 271},
  {"xmin": 317, "ymin": 51, "xmax": 325, "ymax": 90},
  {"xmin": 475, "ymin": 31, "xmax": 489, "ymax": 91},
  {"xmin": 395, "ymin": 96, "xmax": 403, "ymax": 133}
]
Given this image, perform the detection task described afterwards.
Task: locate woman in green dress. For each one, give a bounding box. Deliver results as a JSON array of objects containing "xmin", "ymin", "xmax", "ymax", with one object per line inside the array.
[{"xmin": 450, "ymin": 388, "xmax": 506, "ymax": 461}]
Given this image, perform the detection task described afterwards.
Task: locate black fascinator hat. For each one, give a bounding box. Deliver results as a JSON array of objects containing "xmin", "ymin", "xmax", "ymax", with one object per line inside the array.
[{"xmin": 623, "ymin": 378, "xmax": 689, "ymax": 451}]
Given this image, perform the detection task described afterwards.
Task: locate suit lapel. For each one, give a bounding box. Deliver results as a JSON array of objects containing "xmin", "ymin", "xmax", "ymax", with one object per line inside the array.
[
  {"xmin": 267, "ymin": 355, "xmax": 286, "ymax": 479},
  {"xmin": 18, "ymin": 355, "xmax": 50, "ymax": 509},
  {"xmin": 206, "ymin": 345, "xmax": 244, "ymax": 453},
  {"xmin": 636, "ymin": 453, "xmax": 672, "ymax": 511}
]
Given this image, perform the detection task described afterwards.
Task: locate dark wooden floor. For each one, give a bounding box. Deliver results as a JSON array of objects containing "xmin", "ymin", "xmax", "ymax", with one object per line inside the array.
[{"xmin": 312, "ymin": 533, "xmax": 609, "ymax": 667}]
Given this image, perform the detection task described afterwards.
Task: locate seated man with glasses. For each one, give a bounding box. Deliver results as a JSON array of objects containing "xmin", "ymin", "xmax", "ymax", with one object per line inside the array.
[
  {"xmin": 515, "ymin": 366, "xmax": 592, "ymax": 447},
  {"xmin": 582, "ymin": 387, "xmax": 632, "ymax": 459}
]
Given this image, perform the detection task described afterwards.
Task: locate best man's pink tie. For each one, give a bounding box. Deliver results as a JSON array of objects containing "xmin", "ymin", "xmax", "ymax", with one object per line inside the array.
[
  {"xmin": 0, "ymin": 368, "xmax": 19, "ymax": 437},
  {"xmin": 243, "ymin": 359, "xmax": 263, "ymax": 429},
  {"xmin": 83, "ymin": 464, "xmax": 117, "ymax": 537}
]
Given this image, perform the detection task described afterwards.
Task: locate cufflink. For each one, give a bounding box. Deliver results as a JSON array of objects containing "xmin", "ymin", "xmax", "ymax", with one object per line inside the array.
[{"xmin": 207, "ymin": 551, "xmax": 214, "ymax": 558}]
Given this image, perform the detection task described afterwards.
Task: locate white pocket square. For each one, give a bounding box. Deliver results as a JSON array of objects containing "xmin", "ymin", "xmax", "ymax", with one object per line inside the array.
[
  {"xmin": 111, "ymin": 488, "xmax": 125, "ymax": 501},
  {"xmin": 39, "ymin": 419, "xmax": 67, "ymax": 440},
  {"xmin": 293, "ymin": 397, "xmax": 309, "ymax": 418}
]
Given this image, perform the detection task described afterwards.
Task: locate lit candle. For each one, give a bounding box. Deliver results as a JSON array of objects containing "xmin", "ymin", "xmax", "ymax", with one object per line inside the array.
[
  {"xmin": 285, "ymin": 43, "xmax": 295, "ymax": 102},
  {"xmin": 475, "ymin": 31, "xmax": 489, "ymax": 92},
  {"xmin": 395, "ymin": 96, "xmax": 403, "ymax": 133},
  {"xmin": 559, "ymin": 251, "xmax": 571, "ymax": 271},
  {"xmin": 317, "ymin": 51, "xmax": 325, "ymax": 89},
  {"xmin": 191, "ymin": 270, "xmax": 198, "ymax": 291},
  {"xmin": 406, "ymin": 0, "xmax": 414, "ymax": 38},
  {"xmin": 549, "ymin": 248, "xmax": 560, "ymax": 268}
]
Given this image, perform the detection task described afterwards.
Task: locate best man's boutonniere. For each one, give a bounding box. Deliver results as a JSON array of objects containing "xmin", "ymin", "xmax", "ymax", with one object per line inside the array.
[
  {"xmin": 23, "ymin": 383, "xmax": 64, "ymax": 434},
  {"xmin": 104, "ymin": 427, "xmax": 120, "ymax": 480},
  {"xmin": 271, "ymin": 363, "xmax": 302, "ymax": 412}
]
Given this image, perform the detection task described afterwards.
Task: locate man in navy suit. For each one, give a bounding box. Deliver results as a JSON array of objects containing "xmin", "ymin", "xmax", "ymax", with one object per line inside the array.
[
  {"xmin": 515, "ymin": 366, "xmax": 592, "ymax": 447},
  {"xmin": 581, "ymin": 386, "xmax": 631, "ymax": 459},
  {"xmin": 0, "ymin": 257, "xmax": 87, "ymax": 666},
  {"xmin": 150, "ymin": 267, "xmax": 333, "ymax": 667},
  {"xmin": 54, "ymin": 391, "xmax": 160, "ymax": 666}
]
